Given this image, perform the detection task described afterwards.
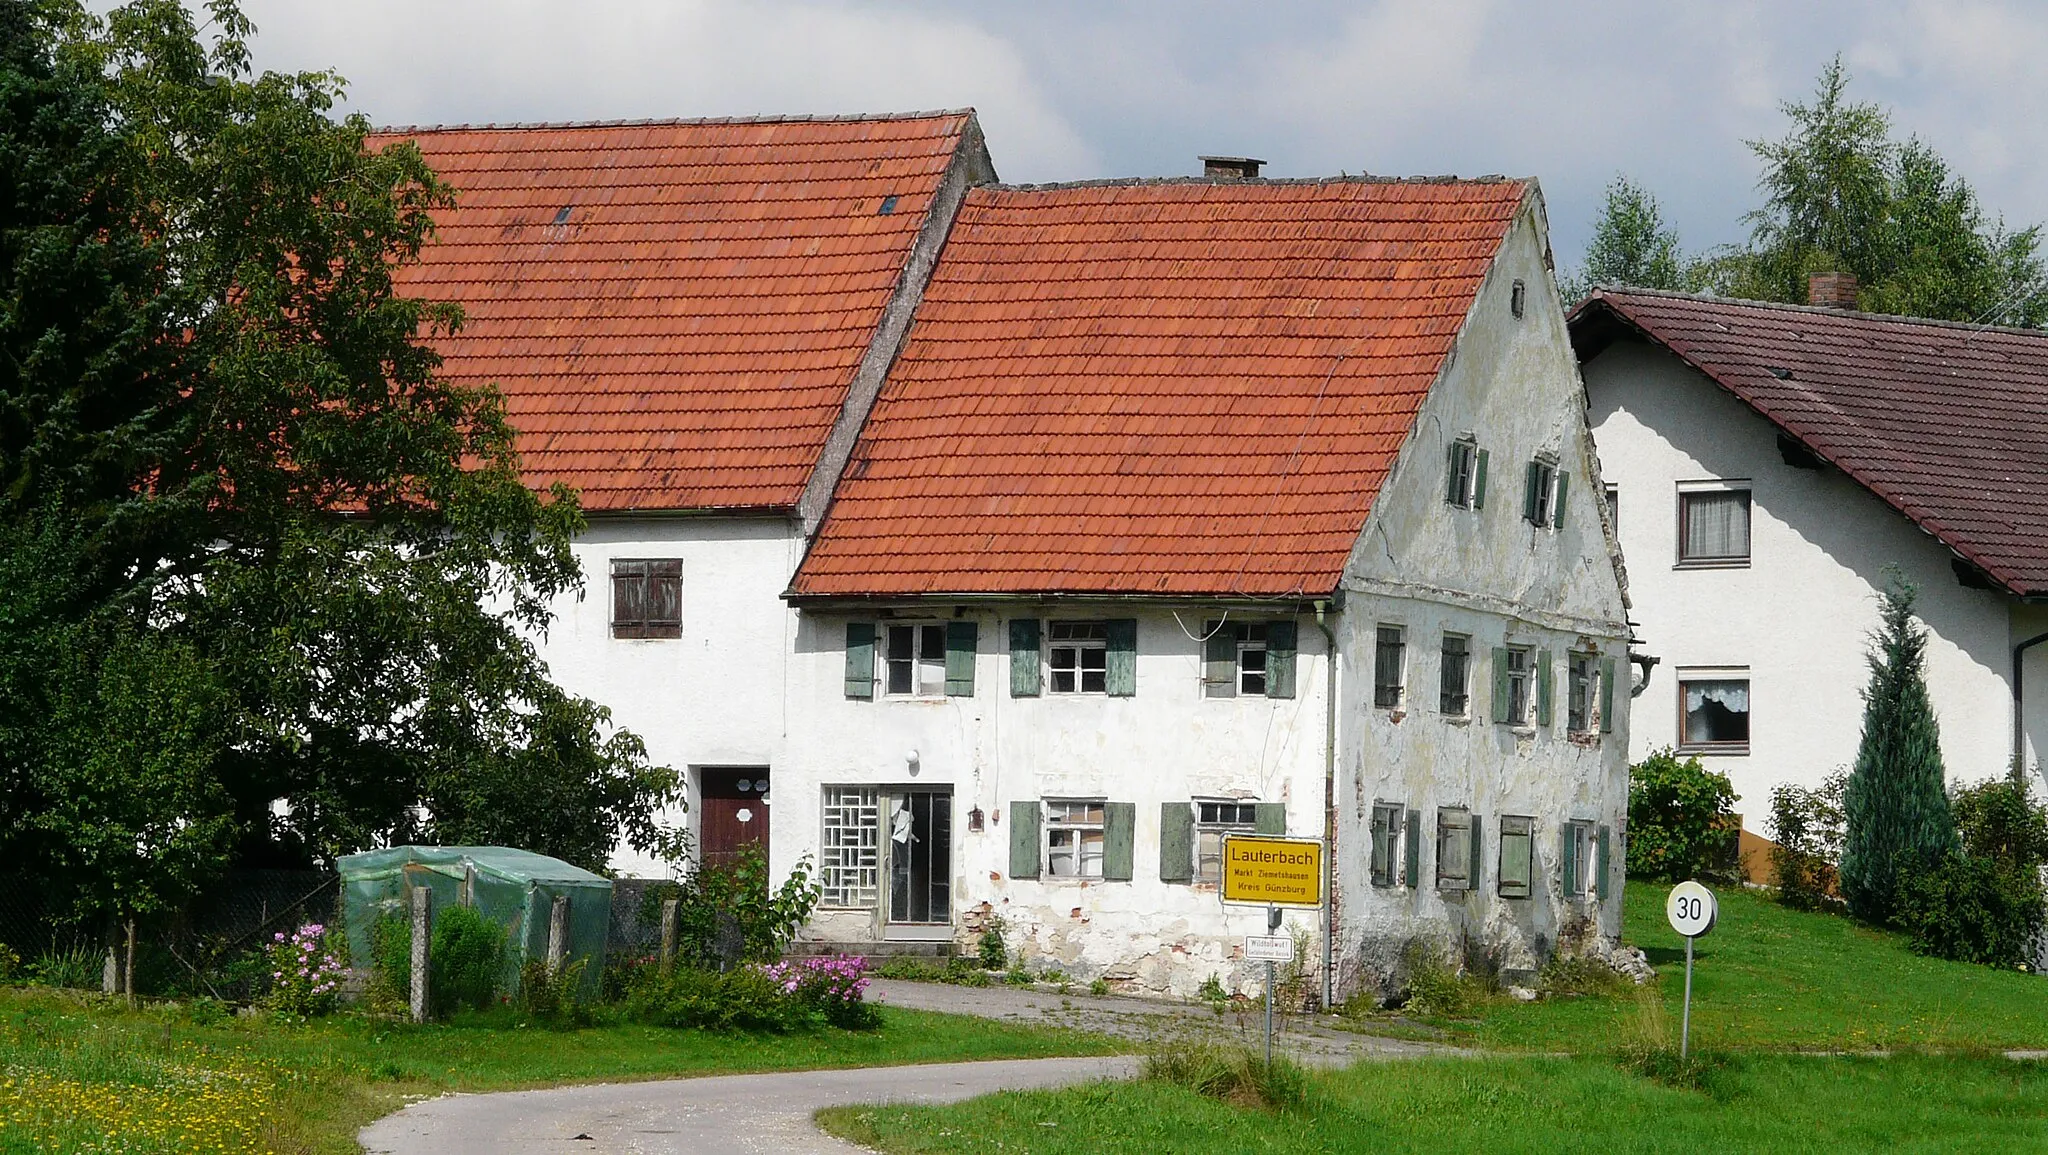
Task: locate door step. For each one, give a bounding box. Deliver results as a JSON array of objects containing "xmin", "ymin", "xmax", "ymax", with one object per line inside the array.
[{"xmin": 787, "ymin": 940, "xmax": 954, "ymax": 959}]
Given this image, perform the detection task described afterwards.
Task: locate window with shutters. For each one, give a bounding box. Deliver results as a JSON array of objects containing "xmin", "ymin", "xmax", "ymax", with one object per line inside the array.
[
  {"xmin": 884, "ymin": 624, "xmax": 947, "ymax": 698},
  {"xmin": 820, "ymin": 787, "xmax": 880, "ymax": 907},
  {"xmin": 1561, "ymin": 819, "xmax": 1597, "ymax": 897},
  {"xmin": 1048, "ymin": 621, "xmax": 1109, "ymax": 694},
  {"xmin": 1497, "ymin": 815, "xmax": 1535, "ymax": 899},
  {"xmin": 1445, "ymin": 438, "xmax": 1479, "ymax": 508},
  {"xmin": 1435, "ymin": 806, "xmax": 1473, "ymax": 890},
  {"xmin": 1504, "ymin": 645, "xmax": 1534, "ymax": 725},
  {"xmin": 1195, "ymin": 800, "xmax": 1259, "ymax": 884},
  {"xmin": 1202, "ymin": 619, "xmax": 1296, "ymax": 699},
  {"xmin": 610, "ymin": 559, "xmax": 682, "ymax": 639},
  {"xmin": 1525, "ymin": 457, "xmax": 1560, "ymax": 528},
  {"xmin": 1373, "ymin": 625, "xmax": 1406, "ymax": 709},
  {"xmin": 1044, "ymin": 799, "xmax": 1106, "ymax": 877},
  {"xmin": 1440, "ymin": 634, "xmax": 1471, "ymax": 716},
  {"xmin": 1369, "ymin": 802, "xmax": 1404, "ymax": 887},
  {"xmin": 1604, "ymin": 484, "xmax": 1619, "ymax": 533},
  {"xmin": 1678, "ymin": 484, "xmax": 1752, "ymax": 565},
  {"xmin": 1567, "ymin": 650, "xmax": 1598, "ymax": 734}
]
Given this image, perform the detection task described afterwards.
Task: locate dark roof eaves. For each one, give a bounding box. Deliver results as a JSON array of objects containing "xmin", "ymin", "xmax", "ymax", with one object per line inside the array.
[
  {"xmin": 374, "ymin": 110, "xmax": 973, "ymax": 135},
  {"xmin": 980, "ymin": 174, "xmax": 1530, "ymax": 193},
  {"xmin": 1588, "ymin": 284, "xmax": 2048, "ymax": 344}
]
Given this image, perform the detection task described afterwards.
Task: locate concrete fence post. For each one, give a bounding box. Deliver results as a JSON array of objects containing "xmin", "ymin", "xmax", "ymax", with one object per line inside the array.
[
  {"xmin": 409, "ymin": 885, "xmax": 432, "ymax": 1023},
  {"xmin": 102, "ymin": 944, "xmax": 118, "ymax": 996},
  {"xmin": 659, "ymin": 898, "xmax": 679, "ymax": 974},
  {"xmin": 547, "ymin": 895, "xmax": 570, "ymax": 977},
  {"xmin": 123, "ymin": 921, "xmax": 136, "ymax": 1007}
]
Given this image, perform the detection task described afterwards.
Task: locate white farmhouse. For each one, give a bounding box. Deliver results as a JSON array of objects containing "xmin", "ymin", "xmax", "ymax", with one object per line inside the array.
[
  {"xmin": 784, "ymin": 172, "xmax": 1632, "ymax": 999},
  {"xmin": 1577, "ymin": 278, "xmax": 2048, "ymax": 826}
]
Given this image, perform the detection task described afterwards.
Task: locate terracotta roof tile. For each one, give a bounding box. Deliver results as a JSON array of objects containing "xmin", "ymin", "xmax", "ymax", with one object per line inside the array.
[
  {"xmin": 791, "ymin": 178, "xmax": 1528, "ymax": 598},
  {"xmin": 371, "ymin": 113, "xmax": 971, "ymax": 511},
  {"xmin": 1574, "ymin": 288, "xmax": 2048, "ymax": 596}
]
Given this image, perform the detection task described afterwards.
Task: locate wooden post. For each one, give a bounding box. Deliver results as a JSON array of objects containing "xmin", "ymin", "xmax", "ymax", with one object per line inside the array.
[
  {"xmin": 547, "ymin": 894, "xmax": 569, "ymax": 977},
  {"xmin": 124, "ymin": 921, "xmax": 136, "ymax": 1007},
  {"xmin": 659, "ymin": 898, "xmax": 679, "ymax": 974},
  {"xmin": 409, "ymin": 885, "xmax": 432, "ymax": 1023}
]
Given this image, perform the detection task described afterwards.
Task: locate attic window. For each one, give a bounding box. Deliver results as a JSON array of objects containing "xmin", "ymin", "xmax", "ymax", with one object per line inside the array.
[
  {"xmin": 552, "ymin": 205, "xmax": 573, "ymax": 225},
  {"xmin": 1511, "ymin": 280, "xmax": 1527, "ymax": 319},
  {"xmin": 877, "ymin": 195, "xmax": 899, "ymax": 215}
]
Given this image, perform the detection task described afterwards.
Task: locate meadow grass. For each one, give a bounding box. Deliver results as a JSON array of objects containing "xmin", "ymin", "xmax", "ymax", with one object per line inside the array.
[{"xmin": 0, "ymin": 986, "xmax": 1122, "ymax": 1154}]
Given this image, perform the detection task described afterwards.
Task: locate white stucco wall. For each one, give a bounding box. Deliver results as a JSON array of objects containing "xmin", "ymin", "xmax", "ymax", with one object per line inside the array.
[
  {"xmin": 1336, "ymin": 201, "xmax": 1632, "ymax": 990},
  {"xmin": 1585, "ymin": 338, "xmax": 2026, "ymax": 821},
  {"xmin": 530, "ymin": 515, "xmax": 806, "ymax": 877},
  {"xmin": 778, "ymin": 606, "xmax": 1333, "ymax": 997}
]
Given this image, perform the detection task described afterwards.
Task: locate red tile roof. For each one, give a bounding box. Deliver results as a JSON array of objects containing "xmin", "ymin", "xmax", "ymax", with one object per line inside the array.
[
  {"xmin": 372, "ymin": 113, "xmax": 973, "ymax": 512},
  {"xmin": 789, "ymin": 178, "xmax": 1530, "ymax": 599},
  {"xmin": 1573, "ymin": 288, "xmax": 2048, "ymax": 596}
]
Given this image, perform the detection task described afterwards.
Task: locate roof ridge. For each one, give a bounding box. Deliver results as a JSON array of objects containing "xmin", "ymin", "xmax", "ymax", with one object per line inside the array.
[
  {"xmin": 373, "ymin": 110, "xmax": 973, "ymax": 135},
  {"xmin": 983, "ymin": 174, "xmax": 1528, "ymax": 192},
  {"xmin": 1590, "ymin": 284, "xmax": 2048, "ymax": 342}
]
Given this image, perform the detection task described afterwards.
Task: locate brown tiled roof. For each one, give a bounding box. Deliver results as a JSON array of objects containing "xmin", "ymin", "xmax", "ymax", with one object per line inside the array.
[
  {"xmin": 1572, "ymin": 288, "xmax": 2048, "ymax": 597},
  {"xmin": 371, "ymin": 113, "xmax": 972, "ymax": 512},
  {"xmin": 789, "ymin": 178, "xmax": 1530, "ymax": 599}
]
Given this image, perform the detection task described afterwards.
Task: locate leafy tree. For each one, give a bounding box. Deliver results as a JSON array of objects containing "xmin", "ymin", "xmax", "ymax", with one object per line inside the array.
[
  {"xmin": 1840, "ymin": 574, "xmax": 1957, "ymax": 922},
  {"xmin": 1560, "ymin": 175, "xmax": 1688, "ymax": 304},
  {"xmin": 1626, "ymin": 748, "xmax": 1738, "ymax": 882},
  {"xmin": 0, "ymin": 0, "xmax": 683, "ymax": 927}
]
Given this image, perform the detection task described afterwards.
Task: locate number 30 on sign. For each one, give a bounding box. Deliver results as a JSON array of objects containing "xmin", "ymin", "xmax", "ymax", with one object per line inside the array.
[{"xmin": 1665, "ymin": 880, "xmax": 1718, "ymax": 938}]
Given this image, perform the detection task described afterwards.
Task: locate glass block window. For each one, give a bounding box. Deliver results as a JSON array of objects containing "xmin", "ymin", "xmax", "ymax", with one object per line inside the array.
[{"xmin": 820, "ymin": 787, "xmax": 880, "ymax": 908}]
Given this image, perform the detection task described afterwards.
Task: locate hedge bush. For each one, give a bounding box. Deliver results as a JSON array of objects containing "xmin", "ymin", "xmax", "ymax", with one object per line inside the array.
[{"xmin": 1627, "ymin": 749, "xmax": 1738, "ymax": 882}]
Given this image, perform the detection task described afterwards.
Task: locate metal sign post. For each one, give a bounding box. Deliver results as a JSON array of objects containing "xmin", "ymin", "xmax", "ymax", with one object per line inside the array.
[
  {"xmin": 1665, "ymin": 880, "xmax": 1719, "ymax": 1059},
  {"xmin": 1224, "ymin": 834, "xmax": 1320, "ymax": 1068}
]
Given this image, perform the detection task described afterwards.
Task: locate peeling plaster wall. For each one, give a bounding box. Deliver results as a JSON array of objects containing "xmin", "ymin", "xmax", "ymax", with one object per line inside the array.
[
  {"xmin": 780, "ymin": 607, "xmax": 1332, "ymax": 998},
  {"xmin": 529, "ymin": 516, "xmax": 806, "ymax": 878},
  {"xmin": 1335, "ymin": 201, "xmax": 1632, "ymax": 993},
  {"xmin": 1585, "ymin": 339, "xmax": 2026, "ymax": 814}
]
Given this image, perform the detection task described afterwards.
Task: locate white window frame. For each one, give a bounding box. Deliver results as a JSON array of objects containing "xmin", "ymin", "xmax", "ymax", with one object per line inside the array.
[
  {"xmin": 1676, "ymin": 479, "xmax": 1753, "ymax": 567},
  {"xmin": 1505, "ymin": 645, "xmax": 1534, "ymax": 726},
  {"xmin": 1373, "ymin": 624, "xmax": 1406, "ymax": 709},
  {"xmin": 1446, "ymin": 438, "xmax": 1478, "ymax": 509},
  {"xmin": 1567, "ymin": 650, "xmax": 1598, "ymax": 734},
  {"xmin": 1044, "ymin": 799, "xmax": 1106, "ymax": 878},
  {"xmin": 1563, "ymin": 819, "xmax": 1597, "ymax": 898},
  {"xmin": 1528, "ymin": 457, "xmax": 1559, "ymax": 528},
  {"xmin": 1236, "ymin": 624, "xmax": 1270, "ymax": 696},
  {"xmin": 1370, "ymin": 802, "xmax": 1404, "ymax": 887},
  {"xmin": 1440, "ymin": 633, "xmax": 1471, "ymax": 716},
  {"xmin": 883, "ymin": 622, "xmax": 948, "ymax": 698},
  {"xmin": 1194, "ymin": 799, "xmax": 1259, "ymax": 885},
  {"xmin": 1048, "ymin": 621, "xmax": 1109, "ymax": 695},
  {"xmin": 819, "ymin": 786, "xmax": 880, "ymax": 908}
]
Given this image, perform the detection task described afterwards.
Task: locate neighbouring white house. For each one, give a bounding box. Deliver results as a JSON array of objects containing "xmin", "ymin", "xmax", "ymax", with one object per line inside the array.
[
  {"xmin": 376, "ymin": 112, "xmax": 997, "ymax": 877},
  {"xmin": 1576, "ymin": 277, "xmax": 2048, "ymax": 829},
  {"xmin": 782, "ymin": 169, "xmax": 1633, "ymax": 1000}
]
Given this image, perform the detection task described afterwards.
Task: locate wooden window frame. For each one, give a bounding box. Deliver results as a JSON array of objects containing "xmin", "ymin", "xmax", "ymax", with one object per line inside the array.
[
  {"xmin": 1440, "ymin": 633, "xmax": 1471, "ymax": 716},
  {"xmin": 1369, "ymin": 802, "xmax": 1404, "ymax": 887},
  {"xmin": 1435, "ymin": 806, "xmax": 1473, "ymax": 891},
  {"xmin": 1194, "ymin": 799, "xmax": 1259, "ymax": 885},
  {"xmin": 1567, "ymin": 650, "xmax": 1598, "ymax": 734},
  {"xmin": 1675, "ymin": 482, "xmax": 1753, "ymax": 568},
  {"xmin": 1446, "ymin": 438, "xmax": 1478, "ymax": 509},
  {"xmin": 1526, "ymin": 458, "xmax": 1559, "ymax": 528},
  {"xmin": 884, "ymin": 622, "xmax": 948, "ymax": 698},
  {"xmin": 1047, "ymin": 620, "xmax": 1109, "ymax": 695},
  {"xmin": 1678, "ymin": 673, "xmax": 1751, "ymax": 755},
  {"xmin": 1044, "ymin": 799, "xmax": 1107, "ymax": 878},
  {"xmin": 1504, "ymin": 645, "xmax": 1534, "ymax": 726},
  {"xmin": 1374, "ymin": 624, "xmax": 1406, "ymax": 709},
  {"xmin": 1497, "ymin": 815, "xmax": 1535, "ymax": 899},
  {"xmin": 610, "ymin": 558, "xmax": 682, "ymax": 639}
]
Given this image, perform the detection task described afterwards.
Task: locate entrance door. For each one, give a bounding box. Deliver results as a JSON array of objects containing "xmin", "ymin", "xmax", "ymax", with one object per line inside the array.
[
  {"xmin": 885, "ymin": 790, "xmax": 951, "ymax": 934},
  {"xmin": 698, "ymin": 768, "xmax": 770, "ymax": 868}
]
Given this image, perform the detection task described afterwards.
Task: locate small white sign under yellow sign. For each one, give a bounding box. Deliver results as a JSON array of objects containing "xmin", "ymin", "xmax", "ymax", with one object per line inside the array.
[{"xmin": 1220, "ymin": 835, "xmax": 1323, "ymax": 907}]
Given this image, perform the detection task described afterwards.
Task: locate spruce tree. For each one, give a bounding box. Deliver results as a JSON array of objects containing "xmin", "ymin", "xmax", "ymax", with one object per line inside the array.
[{"xmin": 1840, "ymin": 573, "xmax": 1958, "ymax": 923}]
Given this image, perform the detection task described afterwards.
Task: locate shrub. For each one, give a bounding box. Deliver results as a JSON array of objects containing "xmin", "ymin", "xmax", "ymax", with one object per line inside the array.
[
  {"xmin": 1197, "ymin": 973, "xmax": 1228, "ymax": 1005},
  {"xmin": 369, "ymin": 910, "xmax": 412, "ymax": 1005},
  {"xmin": 601, "ymin": 951, "xmax": 657, "ymax": 1003},
  {"xmin": 625, "ymin": 965, "xmax": 815, "ymax": 1032},
  {"xmin": 977, "ymin": 913, "xmax": 1008, "ymax": 971},
  {"xmin": 519, "ymin": 957, "xmax": 591, "ymax": 1025},
  {"xmin": 264, "ymin": 923, "xmax": 345, "ymax": 1020},
  {"xmin": 1769, "ymin": 772, "xmax": 1847, "ymax": 909},
  {"xmin": 760, "ymin": 954, "xmax": 880, "ymax": 1030},
  {"xmin": 430, "ymin": 904, "xmax": 507, "ymax": 1016},
  {"xmin": 1896, "ymin": 853, "xmax": 2045, "ymax": 968},
  {"xmin": 1401, "ymin": 942, "xmax": 1470, "ymax": 1017},
  {"xmin": 640, "ymin": 845, "xmax": 820, "ymax": 968},
  {"xmin": 26, "ymin": 944, "xmax": 103, "ymax": 990},
  {"xmin": 1627, "ymin": 748, "xmax": 1739, "ymax": 882},
  {"xmin": 1953, "ymin": 777, "xmax": 2048, "ymax": 870}
]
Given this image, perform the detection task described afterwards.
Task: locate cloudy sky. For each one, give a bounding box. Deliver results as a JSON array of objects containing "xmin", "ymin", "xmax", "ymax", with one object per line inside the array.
[{"xmin": 225, "ymin": 0, "xmax": 2048, "ymax": 270}]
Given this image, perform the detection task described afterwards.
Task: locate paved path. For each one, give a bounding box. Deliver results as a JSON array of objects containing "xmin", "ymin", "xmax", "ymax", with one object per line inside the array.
[
  {"xmin": 358, "ymin": 1056, "xmax": 1138, "ymax": 1155},
  {"xmin": 866, "ymin": 977, "xmax": 1454, "ymax": 1063}
]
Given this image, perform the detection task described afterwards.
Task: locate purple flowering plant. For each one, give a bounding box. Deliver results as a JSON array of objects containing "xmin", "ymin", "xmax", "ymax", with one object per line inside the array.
[
  {"xmin": 266, "ymin": 922, "xmax": 346, "ymax": 1020},
  {"xmin": 753, "ymin": 954, "xmax": 879, "ymax": 1029}
]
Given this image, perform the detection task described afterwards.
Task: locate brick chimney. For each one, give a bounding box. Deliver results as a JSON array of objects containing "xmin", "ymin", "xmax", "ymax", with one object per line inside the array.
[
  {"xmin": 1200, "ymin": 155, "xmax": 1264, "ymax": 180},
  {"xmin": 1808, "ymin": 272, "xmax": 1860, "ymax": 310}
]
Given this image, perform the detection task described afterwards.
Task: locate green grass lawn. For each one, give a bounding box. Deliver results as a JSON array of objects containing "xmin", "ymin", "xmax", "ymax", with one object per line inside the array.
[
  {"xmin": 823, "ymin": 883, "xmax": 2048, "ymax": 1154},
  {"xmin": 0, "ymin": 986, "xmax": 1121, "ymax": 1155}
]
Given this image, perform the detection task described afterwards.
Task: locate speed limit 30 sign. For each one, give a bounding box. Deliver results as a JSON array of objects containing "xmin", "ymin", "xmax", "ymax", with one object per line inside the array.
[{"xmin": 1666, "ymin": 880, "xmax": 1718, "ymax": 938}]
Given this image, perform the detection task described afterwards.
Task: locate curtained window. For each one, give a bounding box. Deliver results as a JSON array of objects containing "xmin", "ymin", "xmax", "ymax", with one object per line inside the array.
[
  {"xmin": 1679, "ymin": 489, "xmax": 1752, "ymax": 563},
  {"xmin": 1681, "ymin": 678, "xmax": 1750, "ymax": 748}
]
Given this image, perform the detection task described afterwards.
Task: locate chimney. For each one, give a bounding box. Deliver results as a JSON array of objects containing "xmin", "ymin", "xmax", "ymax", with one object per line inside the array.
[
  {"xmin": 1200, "ymin": 155, "xmax": 1264, "ymax": 180},
  {"xmin": 1808, "ymin": 272, "xmax": 1860, "ymax": 310}
]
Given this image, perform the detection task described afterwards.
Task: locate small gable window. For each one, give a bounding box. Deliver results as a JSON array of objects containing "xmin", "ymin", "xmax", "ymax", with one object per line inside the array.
[
  {"xmin": 1445, "ymin": 438, "xmax": 1487, "ymax": 509},
  {"xmin": 1524, "ymin": 456, "xmax": 1568, "ymax": 529},
  {"xmin": 611, "ymin": 559, "xmax": 682, "ymax": 639},
  {"xmin": 1511, "ymin": 279, "xmax": 1527, "ymax": 319}
]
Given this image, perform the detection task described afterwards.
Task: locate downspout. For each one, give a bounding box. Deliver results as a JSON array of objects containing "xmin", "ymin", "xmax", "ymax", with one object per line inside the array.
[
  {"xmin": 1314, "ymin": 600, "xmax": 1338, "ymax": 1010},
  {"xmin": 2015, "ymin": 631, "xmax": 2048, "ymax": 779}
]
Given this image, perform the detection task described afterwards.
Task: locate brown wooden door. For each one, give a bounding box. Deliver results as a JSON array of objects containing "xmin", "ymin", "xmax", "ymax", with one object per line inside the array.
[{"xmin": 698, "ymin": 768, "xmax": 769, "ymax": 868}]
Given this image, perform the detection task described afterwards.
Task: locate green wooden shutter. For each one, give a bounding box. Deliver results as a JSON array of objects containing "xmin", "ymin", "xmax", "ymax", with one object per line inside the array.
[
  {"xmin": 1160, "ymin": 803, "xmax": 1194, "ymax": 883},
  {"xmin": 1009, "ymin": 801, "xmax": 1041, "ymax": 878},
  {"xmin": 945, "ymin": 620, "xmax": 978, "ymax": 696},
  {"xmin": 1561, "ymin": 826, "xmax": 1580, "ymax": 898},
  {"xmin": 1009, "ymin": 619, "xmax": 1041, "ymax": 697},
  {"xmin": 844, "ymin": 623, "xmax": 875, "ymax": 700},
  {"xmin": 1204, "ymin": 622, "xmax": 1237, "ymax": 697},
  {"xmin": 1254, "ymin": 802, "xmax": 1286, "ymax": 835},
  {"xmin": 1404, "ymin": 809, "xmax": 1422, "ymax": 888},
  {"xmin": 1491, "ymin": 647, "xmax": 1510, "ymax": 723},
  {"xmin": 1600, "ymin": 657, "xmax": 1617, "ymax": 733},
  {"xmin": 1105, "ymin": 618, "xmax": 1138, "ymax": 697},
  {"xmin": 1369, "ymin": 807, "xmax": 1390, "ymax": 886},
  {"xmin": 1595, "ymin": 825, "xmax": 1612, "ymax": 900},
  {"xmin": 1103, "ymin": 802, "xmax": 1137, "ymax": 881},
  {"xmin": 1522, "ymin": 460, "xmax": 1542, "ymax": 523},
  {"xmin": 1536, "ymin": 649, "xmax": 1554, "ymax": 727},
  {"xmin": 1553, "ymin": 470, "xmax": 1570, "ymax": 529},
  {"xmin": 1445, "ymin": 442, "xmax": 1463, "ymax": 504},
  {"xmin": 1473, "ymin": 449, "xmax": 1489, "ymax": 510},
  {"xmin": 1468, "ymin": 813, "xmax": 1485, "ymax": 893},
  {"xmin": 1266, "ymin": 620, "xmax": 1297, "ymax": 699}
]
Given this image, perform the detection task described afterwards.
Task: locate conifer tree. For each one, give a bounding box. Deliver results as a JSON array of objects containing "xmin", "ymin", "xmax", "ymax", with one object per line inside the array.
[{"xmin": 1840, "ymin": 573, "xmax": 1958, "ymax": 922}]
